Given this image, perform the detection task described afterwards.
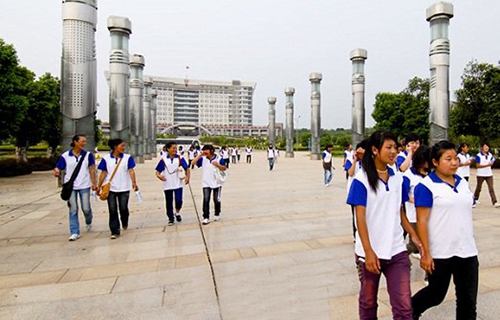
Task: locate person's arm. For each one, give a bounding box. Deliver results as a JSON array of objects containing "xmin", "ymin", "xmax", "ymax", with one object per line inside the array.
[
  {"xmin": 129, "ymin": 168, "xmax": 138, "ymax": 191},
  {"xmin": 96, "ymin": 170, "xmax": 107, "ymax": 195},
  {"xmin": 214, "ymin": 158, "xmax": 227, "ymax": 171},
  {"xmin": 346, "ymin": 156, "xmax": 357, "ymax": 177},
  {"xmin": 400, "ymin": 207, "xmax": 423, "ymax": 256},
  {"xmin": 89, "ymin": 165, "xmax": 97, "ymax": 190},
  {"xmin": 182, "ymin": 158, "xmax": 190, "ymax": 184},
  {"xmin": 398, "ymin": 151, "xmax": 412, "ymax": 172},
  {"xmin": 355, "ymin": 205, "xmax": 380, "ymax": 275},
  {"xmin": 416, "ymin": 206, "xmax": 434, "ymax": 274}
]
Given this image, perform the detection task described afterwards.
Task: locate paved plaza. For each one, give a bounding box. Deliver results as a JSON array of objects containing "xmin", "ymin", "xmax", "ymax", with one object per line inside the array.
[{"xmin": 0, "ymin": 151, "xmax": 499, "ymax": 319}]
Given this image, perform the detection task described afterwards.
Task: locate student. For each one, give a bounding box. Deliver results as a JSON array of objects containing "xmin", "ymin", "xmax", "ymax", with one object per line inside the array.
[
  {"xmin": 245, "ymin": 146, "xmax": 253, "ymax": 163},
  {"xmin": 322, "ymin": 144, "xmax": 334, "ymax": 187},
  {"xmin": 231, "ymin": 147, "xmax": 237, "ymax": 164},
  {"xmin": 343, "ymin": 143, "xmax": 353, "ymax": 180},
  {"xmin": 396, "ymin": 133, "xmax": 421, "ymax": 172},
  {"xmin": 347, "ymin": 130, "xmax": 421, "ymax": 320},
  {"xmin": 155, "ymin": 142, "xmax": 190, "ymax": 226},
  {"xmin": 412, "ymin": 140, "xmax": 478, "ymax": 319},
  {"xmin": 221, "ymin": 146, "xmax": 230, "ymax": 169},
  {"xmin": 457, "ymin": 142, "xmax": 472, "ymax": 181},
  {"xmin": 97, "ymin": 139, "xmax": 138, "ymax": 239},
  {"xmin": 267, "ymin": 144, "xmax": 276, "ymax": 171},
  {"xmin": 345, "ymin": 139, "xmax": 367, "ymax": 240},
  {"xmin": 473, "ymin": 142, "xmax": 500, "ymax": 207},
  {"xmin": 54, "ymin": 135, "xmax": 96, "ymax": 241},
  {"xmin": 402, "ymin": 145, "xmax": 431, "ymax": 257},
  {"xmin": 193, "ymin": 144, "xmax": 227, "ymax": 224}
]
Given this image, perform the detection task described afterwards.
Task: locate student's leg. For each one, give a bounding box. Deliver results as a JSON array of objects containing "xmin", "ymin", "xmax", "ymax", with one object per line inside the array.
[
  {"xmin": 68, "ymin": 190, "xmax": 80, "ymax": 235},
  {"xmin": 485, "ymin": 176, "xmax": 497, "ymax": 204},
  {"xmin": 213, "ymin": 187, "xmax": 222, "ymax": 216},
  {"xmin": 473, "ymin": 176, "xmax": 485, "ymax": 200},
  {"xmin": 107, "ymin": 191, "xmax": 120, "ymax": 235},
  {"xmin": 383, "ymin": 252, "xmax": 412, "ymax": 320},
  {"xmin": 202, "ymin": 187, "xmax": 211, "ymax": 219},
  {"xmin": 453, "ymin": 256, "xmax": 478, "ymax": 320},
  {"xmin": 357, "ymin": 255, "xmax": 382, "ymax": 319},
  {"xmin": 117, "ymin": 191, "xmax": 130, "ymax": 229},
  {"xmin": 79, "ymin": 188, "xmax": 93, "ymax": 227},
  {"xmin": 164, "ymin": 189, "xmax": 174, "ymax": 222},
  {"xmin": 174, "ymin": 188, "xmax": 183, "ymax": 215}
]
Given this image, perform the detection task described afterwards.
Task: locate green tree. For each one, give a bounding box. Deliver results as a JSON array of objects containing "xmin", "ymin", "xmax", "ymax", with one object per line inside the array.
[
  {"xmin": 36, "ymin": 73, "xmax": 61, "ymax": 158},
  {"xmin": 450, "ymin": 61, "xmax": 500, "ymax": 143}
]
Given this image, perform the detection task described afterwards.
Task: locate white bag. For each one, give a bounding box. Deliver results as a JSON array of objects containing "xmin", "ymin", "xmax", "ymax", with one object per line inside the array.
[{"xmin": 214, "ymin": 168, "xmax": 227, "ymax": 184}]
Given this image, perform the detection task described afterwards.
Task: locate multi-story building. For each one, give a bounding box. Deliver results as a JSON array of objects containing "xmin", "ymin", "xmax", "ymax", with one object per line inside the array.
[{"xmin": 151, "ymin": 76, "xmax": 256, "ymax": 128}]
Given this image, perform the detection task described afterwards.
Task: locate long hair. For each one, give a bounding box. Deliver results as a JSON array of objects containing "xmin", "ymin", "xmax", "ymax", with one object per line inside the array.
[
  {"xmin": 362, "ymin": 130, "xmax": 398, "ymax": 192},
  {"xmin": 430, "ymin": 140, "xmax": 456, "ymax": 169}
]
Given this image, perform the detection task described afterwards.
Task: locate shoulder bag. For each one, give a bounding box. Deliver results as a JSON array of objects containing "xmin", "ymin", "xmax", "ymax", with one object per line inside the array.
[
  {"xmin": 99, "ymin": 156, "xmax": 123, "ymax": 201},
  {"xmin": 60, "ymin": 152, "xmax": 87, "ymax": 201}
]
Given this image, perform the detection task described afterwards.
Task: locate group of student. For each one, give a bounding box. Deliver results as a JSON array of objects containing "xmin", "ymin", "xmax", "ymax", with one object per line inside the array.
[{"xmin": 345, "ymin": 131, "xmax": 483, "ymax": 319}]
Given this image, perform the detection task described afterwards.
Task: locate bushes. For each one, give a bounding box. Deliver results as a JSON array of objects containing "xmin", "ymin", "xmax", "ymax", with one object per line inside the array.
[
  {"xmin": 0, "ymin": 156, "xmax": 57, "ymax": 177},
  {"xmin": 29, "ymin": 156, "xmax": 58, "ymax": 171}
]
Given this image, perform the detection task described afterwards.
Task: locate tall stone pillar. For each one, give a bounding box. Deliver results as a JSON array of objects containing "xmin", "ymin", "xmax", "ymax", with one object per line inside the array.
[
  {"xmin": 284, "ymin": 87, "xmax": 295, "ymax": 158},
  {"xmin": 309, "ymin": 72, "xmax": 322, "ymax": 160},
  {"xmin": 129, "ymin": 53, "xmax": 145, "ymax": 163},
  {"xmin": 350, "ymin": 49, "xmax": 367, "ymax": 148},
  {"xmin": 143, "ymin": 77, "xmax": 153, "ymax": 160},
  {"xmin": 61, "ymin": 0, "xmax": 97, "ymax": 152},
  {"xmin": 151, "ymin": 89, "xmax": 158, "ymax": 157},
  {"xmin": 427, "ymin": 2, "xmax": 453, "ymax": 146},
  {"xmin": 267, "ymin": 97, "xmax": 277, "ymax": 146},
  {"xmin": 107, "ymin": 16, "xmax": 131, "ymax": 141}
]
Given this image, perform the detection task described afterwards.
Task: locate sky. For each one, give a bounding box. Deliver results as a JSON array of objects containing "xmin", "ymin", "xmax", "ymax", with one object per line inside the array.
[{"xmin": 1, "ymin": 1, "xmax": 499, "ymax": 129}]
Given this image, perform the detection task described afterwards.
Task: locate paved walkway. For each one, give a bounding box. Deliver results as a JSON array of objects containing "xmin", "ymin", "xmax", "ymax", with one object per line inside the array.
[{"xmin": 0, "ymin": 151, "xmax": 499, "ymax": 319}]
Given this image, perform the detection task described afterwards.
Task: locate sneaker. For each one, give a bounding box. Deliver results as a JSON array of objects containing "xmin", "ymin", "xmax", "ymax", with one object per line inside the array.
[
  {"xmin": 175, "ymin": 214, "xmax": 182, "ymax": 222},
  {"xmin": 472, "ymin": 203, "xmax": 477, "ymax": 208},
  {"xmin": 475, "ymin": 200, "xmax": 481, "ymax": 205},
  {"xmin": 202, "ymin": 218, "xmax": 210, "ymax": 225},
  {"xmin": 86, "ymin": 224, "xmax": 92, "ymax": 232},
  {"xmin": 494, "ymin": 203, "xmax": 500, "ymax": 208},
  {"xmin": 122, "ymin": 225, "xmax": 128, "ymax": 230},
  {"xmin": 110, "ymin": 234, "xmax": 120, "ymax": 239},
  {"xmin": 68, "ymin": 234, "xmax": 80, "ymax": 241},
  {"xmin": 214, "ymin": 215, "xmax": 220, "ymax": 221},
  {"xmin": 168, "ymin": 220, "xmax": 174, "ymax": 226}
]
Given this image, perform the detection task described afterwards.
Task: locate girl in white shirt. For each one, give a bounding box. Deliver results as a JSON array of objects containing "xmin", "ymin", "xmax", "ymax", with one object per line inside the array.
[
  {"xmin": 473, "ymin": 143, "xmax": 499, "ymax": 207},
  {"xmin": 456, "ymin": 142, "xmax": 472, "ymax": 181},
  {"xmin": 412, "ymin": 140, "xmax": 478, "ymax": 319}
]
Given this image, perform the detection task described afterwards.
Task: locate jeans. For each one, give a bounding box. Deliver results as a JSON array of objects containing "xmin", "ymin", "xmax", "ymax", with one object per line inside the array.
[
  {"xmin": 246, "ymin": 155, "xmax": 251, "ymax": 163},
  {"xmin": 164, "ymin": 188, "xmax": 183, "ymax": 222},
  {"xmin": 268, "ymin": 158, "xmax": 275, "ymax": 170},
  {"xmin": 67, "ymin": 188, "xmax": 92, "ymax": 235},
  {"xmin": 357, "ymin": 251, "xmax": 412, "ymax": 320},
  {"xmin": 412, "ymin": 256, "xmax": 478, "ymax": 320},
  {"xmin": 202, "ymin": 187, "xmax": 221, "ymax": 219},
  {"xmin": 324, "ymin": 168, "xmax": 333, "ymax": 185},
  {"xmin": 474, "ymin": 176, "xmax": 497, "ymax": 204},
  {"xmin": 107, "ymin": 191, "xmax": 130, "ymax": 235}
]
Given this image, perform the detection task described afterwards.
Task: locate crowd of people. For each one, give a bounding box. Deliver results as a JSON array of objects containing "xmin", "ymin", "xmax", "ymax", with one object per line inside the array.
[{"xmin": 54, "ymin": 132, "xmax": 489, "ymax": 319}]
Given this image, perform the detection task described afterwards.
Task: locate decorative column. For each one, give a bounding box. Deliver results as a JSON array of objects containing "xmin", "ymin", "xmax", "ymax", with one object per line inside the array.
[
  {"xmin": 61, "ymin": 0, "xmax": 97, "ymax": 152},
  {"xmin": 143, "ymin": 76, "xmax": 153, "ymax": 160},
  {"xmin": 129, "ymin": 53, "xmax": 145, "ymax": 163},
  {"xmin": 284, "ymin": 87, "xmax": 295, "ymax": 158},
  {"xmin": 427, "ymin": 2, "xmax": 454, "ymax": 146},
  {"xmin": 107, "ymin": 16, "xmax": 131, "ymax": 141},
  {"xmin": 267, "ymin": 97, "xmax": 277, "ymax": 146},
  {"xmin": 309, "ymin": 72, "xmax": 322, "ymax": 160},
  {"xmin": 151, "ymin": 89, "xmax": 158, "ymax": 157},
  {"xmin": 350, "ymin": 48, "xmax": 367, "ymax": 148}
]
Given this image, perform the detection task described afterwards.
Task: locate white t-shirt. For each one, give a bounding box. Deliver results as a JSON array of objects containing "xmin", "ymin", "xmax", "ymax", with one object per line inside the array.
[
  {"xmin": 197, "ymin": 154, "xmax": 226, "ymax": 188},
  {"xmin": 457, "ymin": 152, "xmax": 472, "ymax": 178},
  {"xmin": 322, "ymin": 150, "xmax": 332, "ymax": 164},
  {"xmin": 414, "ymin": 172, "xmax": 477, "ymax": 259},
  {"xmin": 344, "ymin": 154, "xmax": 363, "ymax": 195},
  {"xmin": 267, "ymin": 148, "xmax": 275, "ymax": 159},
  {"xmin": 346, "ymin": 167, "xmax": 408, "ymax": 259},
  {"xmin": 475, "ymin": 152, "xmax": 495, "ymax": 177},
  {"xmin": 155, "ymin": 155, "xmax": 188, "ymax": 190},
  {"xmin": 402, "ymin": 168, "xmax": 426, "ymax": 223},
  {"xmin": 56, "ymin": 149, "xmax": 95, "ymax": 190},
  {"xmin": 98, "ymin": 153, "xmax": 136, "ymax": 192}
]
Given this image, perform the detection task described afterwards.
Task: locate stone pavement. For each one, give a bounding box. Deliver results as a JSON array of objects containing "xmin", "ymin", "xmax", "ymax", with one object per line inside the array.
[{"xmin": 0, "ymin": 150, "xmax": 499, "ymax": 320}]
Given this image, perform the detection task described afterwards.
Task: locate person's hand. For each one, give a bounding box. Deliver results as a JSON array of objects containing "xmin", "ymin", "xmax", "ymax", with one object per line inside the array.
[
  {"xmin": 184, "ymin": 177, "xmax": 190, "ymax": 185},
  {"xmin": 132, "ymin": 183, "xmax": 138, "ymax": 191},
  {"xmin": 420, "ymin": 253, "xmax": 435, "ymax": 274},
  {"xmin": 96, "ymin": 187, "xmax": 101, "ymax": 196},
  {"xmin": 91, "ymin": 184, "xmax": 97, "ymax": 191},
  {"xmin": 157, "ymin": 174, "xmax": 166, "ymax": 181},
  {"xmin": 53, "ymin": 168, "xmax": 60, "ymax": 177},
  {"xmin": 364, "ymin": 249, "xmax": 381, "ymax": 275}
]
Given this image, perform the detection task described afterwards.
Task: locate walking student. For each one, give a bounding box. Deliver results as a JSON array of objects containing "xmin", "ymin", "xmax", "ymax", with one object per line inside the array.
[
  {"xmin": 54, "ymin": 135, "xmax": 96, "ymax": 241},
  {"xmin": 155, "ymin": 142, "xmax": 190, "ymax": 226},
  {"xmin": 457, "ymin": 142, "xmax": 472, "ymax": 181},
  {"xmin": 345, "ymin": 139, "xmax": 367, "ymax": 241},
  {"xmin": 245, "ymin": 146, "xmax": 253, "ymax": 163},
  {"xmin": 412, "ymin": 140, "xmax": 479, "ymax": 319},
  {"xmin": 97, "ymin": 139, "xmax": 139, "ymax": 239},
  {"xmin": 347, "ymin": 130, "xmax": 421, "ymax": 320},
  {"xmin": 193, "ymin": 144, "xmax": 227, "ymax": 225},
  {"xmin": 322, "ymin": 144, "xmax": 334, "ymax": 186},
  {"xmin": 267, "ymin": 144, "xmax": 276, "ymax": 171},
  {"xmin": 473, "ymin": 142, "xmax": 500, "ymax": 207}
]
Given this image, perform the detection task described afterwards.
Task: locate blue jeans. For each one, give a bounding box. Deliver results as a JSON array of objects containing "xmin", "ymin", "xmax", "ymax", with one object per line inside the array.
[
  {"xmin": 107, "ymin": 191, "xmax": 130, "ymax": 235},
  {"xmin": 356, "ymin": 251, "xmax": 412, "ymax": 320},
  {"xmin": 202, "ymin": 187, "xmax": 221, "ymax": 219},
  {"xmin": 164, "ymin": 188, "xmax": 183, "ymax": 222},
  {"xmin": 67, "ymin": 188, "xmax": 92, "ymax": 235},
  {"xmin": 268, "ymin": 158, "xmax": 275, "ymax": 170},
  {"xmin": 324, "ymin": 168, "xmax": 333, "ymax": 184}
]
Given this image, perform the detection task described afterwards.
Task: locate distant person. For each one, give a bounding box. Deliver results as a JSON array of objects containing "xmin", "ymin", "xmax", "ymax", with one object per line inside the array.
[
  {"xmin": 193, "ymin": 145, "xmax": 227, "ymax": 224},
  {"xmin": 457, "ymin": 142, "xmax": 472, "ymax": 181},
  {"xmin": 245, "ymin": 146, "xmax": 253, "ymax": 163},
  {"xmin": 53, "ymin": 134, "xmax": 96, "ymax": 241},
  {"xmin": 473, "ymin": 142, "xmax": 500, "ymax": 207},
  {"xmin": 343, "ymin": 143, "xmax": 353, "ymax": 179},
  {"xmin": 267, "ymin": 144, "xmax": 276, "ymax": 171},
  {"xmin": 221, "ymin": 146, "xmax": 230, "ymax": 169},
  {"xmin": 188, "ymin": 146, "xmax": 199, "ymax": 169},
  {"xmin": 97, "ymin": 139, "xmax": 139, "ymax": 239},
  {"xmin": 322, "ymin": 144, "xmax": 334, "ymax": 187},
  {"xmin": 345, "ymin": 139, "xmax": 367, "ymax": 240},
  {"xmin": 412, "ymin": 141, "xmax": 478, "ymax": 319},
  {"xmin": 347, "ymin": 130, "xmax": 421, "ymax": 320},
  {"xmin": 231, "ymin": 147, "xmax": 237, "ymax": 164},
  {"xmin": 155, "ymin": 142, "xmax": 190, "ymax": 226},
  {"xmin": 396, "ymin": 133, "xmax": 421, "ymax": 172}
]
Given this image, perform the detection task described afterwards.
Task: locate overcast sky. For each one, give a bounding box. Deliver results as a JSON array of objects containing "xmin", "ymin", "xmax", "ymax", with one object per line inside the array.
[{"xmin": 1, "ymin": 1, "xmax": 499, "ymax": 129}]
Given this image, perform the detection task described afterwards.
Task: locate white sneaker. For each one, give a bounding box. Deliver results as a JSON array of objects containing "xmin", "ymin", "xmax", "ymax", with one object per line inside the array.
[
  {"xmin": 86, "ymin": 224, "xmax": 92, "ymax": 232},
  {"xmin": 214, "ymin": 215, "xmax": 220, "ymax": 221},
  {"xmin": 411, "ymin": 253, "xmax": 421, "ymax": 260},
  {"xmin": 202, "ymin": 218, "xmax": 210, "ymax": 225},
  {"xmin": 494, "ymin": 203, "xmax": 500, "ymax": 208},
  {"xmin": 68, "ymin": 234, "xmax": 80, "ymax": 241},
  {"xmin": 325, "ymin": 183, "xmax": 330, "ymax": 187}
]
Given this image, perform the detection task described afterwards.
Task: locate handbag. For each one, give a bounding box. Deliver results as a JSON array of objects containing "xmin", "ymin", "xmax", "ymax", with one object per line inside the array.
[
  {"xmin": 214, "ymin": 168, "xmax": 227, "ymax": 184},
  {"xmin": 323, "ymin": 161, "xmax": 332, "ymax": 170},
  {"xmin": 99, "ymin": 157, "xmax": 123, "ymax": 201},
  {"xmin": 60, "ymin": 152, "xmax": 87, "ymax": 201},
  {"xmin": 163, "ymin": 157, "xmax": 186, "ymax": 180}
]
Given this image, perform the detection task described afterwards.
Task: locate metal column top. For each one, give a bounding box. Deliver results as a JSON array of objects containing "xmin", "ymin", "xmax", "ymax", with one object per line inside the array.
[
  {"xmin": 309, "ymin": 72, "xmax": 322, "ymax": 82},
  {"xmin": 267, "ymin": 97, "xmax": 277, "ymax": 104},
  {"xmin": 284, "ymin": 87, "xmax": 295, "ymax": 96},
  {"xmin": 130, "ymin": 53, "xmax": 145, "ymax": 67},
  {"xmin": 107, "ymin": 16, "xmax": 132, "ymax": 33},
  {"xmin": 350, "ymin": 48, "xmax": 368, "ymax": 61},
  {"xmin": 426, "ymin": 2, "xmax": 454, "ymax": 21}
]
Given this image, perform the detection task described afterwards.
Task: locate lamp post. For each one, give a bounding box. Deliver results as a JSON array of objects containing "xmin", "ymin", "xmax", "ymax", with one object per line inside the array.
[{"xmin": 295, "ymin": 115, "xmax": 301, "ymax": 152}]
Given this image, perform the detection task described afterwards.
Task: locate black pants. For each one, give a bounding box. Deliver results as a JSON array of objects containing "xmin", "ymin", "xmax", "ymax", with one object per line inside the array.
[
  {"xmin": 107, "ymin": 191, "xmax": 130, "ymax": 235},
  {"xmin": 246, "ymin": 155, "xmax": 251, "ymax": 163},
  {"xmin": 202, "ymin": 187, "xmax": 221, "ymax": 219},
  {"xmin": 164, "ymin": 188, "xmax": 183, "ymax": 222},
  {"xmin": 412, "ymin": 256, "xmax": 478, "ymax": 319}
]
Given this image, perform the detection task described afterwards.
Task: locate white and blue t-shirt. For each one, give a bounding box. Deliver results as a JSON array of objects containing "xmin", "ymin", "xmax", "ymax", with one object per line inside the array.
[
  {"xmin": 56, "ymin": 149, "xmax": 95, "ymax": 190},
  {"xmin": 457, "ymin": 152, "xmax": 472, "ymax": 178},
  {"xmin": 475, "ymin": 152, "xmax": 495, "ymax": 177},
  {"xmin": 396, "ymin": 150, "xmax": 408, "ymax": 171},
  {"xmin": 322, "ymin": 150, "xmax": 332, "ymax": 166},
  {"xmin": 414, "ymin": 172, "xmax": 477, "ymax": 259},
  {"xmin": 346, "ymin": 167, "xmax": 408, "ymax": 259},
  {"xmin": 197, "ymin": 154, "xmax": 226, "ymax": 188},
  {"xmin": 155, "ymin": 155, "xmax": 189, "ymax": 190},
  {"xmin": 402, "ymin": 168, "xmax": 426, "ymax": 223},
  {"xmin": 344, "ymin": 153, "xmax": 363, "ymax": 194},
  {"xmin": 98, "ymin": 153, "xmax": 136, "ymax": 192}
]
